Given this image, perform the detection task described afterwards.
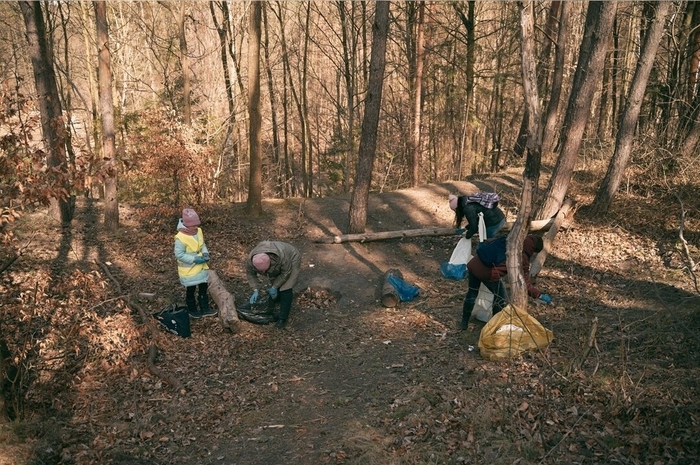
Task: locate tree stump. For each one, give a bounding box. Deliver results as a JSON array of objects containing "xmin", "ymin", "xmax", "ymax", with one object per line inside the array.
[{"xmin": 208, "ymin": 270, "xmax": 242, "ymax": 333}]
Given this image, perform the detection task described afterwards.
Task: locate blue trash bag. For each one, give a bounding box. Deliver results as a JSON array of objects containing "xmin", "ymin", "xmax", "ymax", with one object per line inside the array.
[
  {"xmin": 440, "ymin": 262, "xmax": 467, "ymax": 280},
  {"xmin": 387, "ymin": 274, "xmax": 421, "ymax": 302}
]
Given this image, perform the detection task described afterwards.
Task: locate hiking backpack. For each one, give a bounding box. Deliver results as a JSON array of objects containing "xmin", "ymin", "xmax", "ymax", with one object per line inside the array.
[{"xmin": 467, "ymin": 192, "xmax": 499, "ymax": 209}]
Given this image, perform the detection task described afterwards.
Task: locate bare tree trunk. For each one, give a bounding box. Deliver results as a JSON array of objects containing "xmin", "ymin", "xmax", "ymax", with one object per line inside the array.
[
  {"xmin": 261, "ymin": 5, "xmax": 282, "ymax": 197},
  {"xmin": 514, "ymin": 1, "xmax": 560, "ymax": 158},
  {"xmin": 592, "ymin": 2, "xmax": 670, "ymax": 214},
  {"xmin": 508, "ymin": 1, "xmax": 542, "ymax": 312},
  {"xmin": 407, "ymin": 1, "xmax": 425, "ymax": 187},
  {"xmin": 246, "ymin": 1, "xmax": 263, "ymax": 216},
  {"xmin": 19, "ymin": 1, "xmax": 72, "ymax": 224},
  {"xmin": 338, "ymin": 1, "xmax": 357, "ymax": 193},
  {"xmin": 542, "ymin": 1, "xmax": 571, "ymax": 157},
  {"xmin": 348, "ymin": 1, "xmax": 389, "ymax": 234},
  {"xmin": 538, "ymin": 1, "xmax": 617, "ymax": 220},
  {"xmin": 94, "ymin": 1, "xmax": 119, "ymax": 229},
  {"xmin": 178, "ymin": 2, "xmax": 191, "ymax": 126}
]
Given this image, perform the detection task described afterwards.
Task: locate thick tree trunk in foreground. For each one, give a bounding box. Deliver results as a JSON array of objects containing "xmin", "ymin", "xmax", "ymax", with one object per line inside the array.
[
  {"xmin": 538, "ymin": 1, "xmax": 617, "ymax": 219},
  {"xmin": 507, "ymin": 1, "xmax": 542, "ymax": 312}
]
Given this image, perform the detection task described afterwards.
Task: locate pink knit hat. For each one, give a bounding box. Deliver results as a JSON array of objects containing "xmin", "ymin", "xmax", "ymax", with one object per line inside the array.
[
  {"xmin": 448, "ymin": 194, "xmax": 458, "ymax": 211},
  {"xmin": 252, "ymin": 253, "xmax": 270, "ymax": 272},
  {"xmin": 182, "ymin": 208, "xmax": 200, "ymax": 227}
]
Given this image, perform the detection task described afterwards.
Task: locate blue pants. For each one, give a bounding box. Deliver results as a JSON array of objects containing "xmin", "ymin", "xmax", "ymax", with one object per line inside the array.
[{"xmin": 486, "ymin": 218, "xmax": 506, "ymax": 238}]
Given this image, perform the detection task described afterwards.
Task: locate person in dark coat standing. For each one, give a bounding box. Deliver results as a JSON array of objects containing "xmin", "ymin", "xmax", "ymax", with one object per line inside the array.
[
  {"xmin": 449, "ymin": 193, "xmax": 506, "ymax": 239},
  {"xmin": 459, "ymin": 235, "xmax": 551, "ymax": 329},
  {"xmin": 246, "ymin": 241, "xmax": 301, "ymax": 329}
]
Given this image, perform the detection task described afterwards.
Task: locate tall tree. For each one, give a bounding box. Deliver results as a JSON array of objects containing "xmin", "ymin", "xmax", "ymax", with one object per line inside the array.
[
  {"xmin": 541, "ymin": 1, "xmax": 571, "ymax": 157},
  {"xmin": 538, "ymin": 1, "xmax": 618, "ymax": 219},
  {"xmin": 246, "ymin": 0, "xmax": 263, "ymax": 216},
  {"xmin": 508, "ymin": 1, "xmax": 543, "ymax": 312},
  {"xmin": 592, "ymin": 1, "xmax": 670, "ymax": 214},
  {"xmin": 348, "ymin": 1, "xmax": 389, "ymax": 234},
  {"xmin": 19, "ymin": 1, "xmax": 73, "ymax": 224},
  {"xmin": 178, "ymin": 1, "xmax": 192, "ymax": 126},
  {"xmin": 94, "ymin": 1, "xmax": 119, "ymax": 229},
  {"xmin": 454, "ymin": 1, "xmax": 476, "ymax": 179},
  {"xmin": 406, "ymin": 1, "xmax": 425, "ymax": 187}
]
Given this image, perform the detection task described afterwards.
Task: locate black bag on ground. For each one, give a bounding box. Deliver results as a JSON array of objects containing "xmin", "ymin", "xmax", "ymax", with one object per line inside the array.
[
  {"xmin": 236, "ymin": 295, "xmax": 278, "ymax": 325},
  {"xmin": 153, "ymin": 304, "xmax": 191, "ymax": 338},
  {"xmin": 476, "ymin": 236, "xmax": 507, "ymax": 266}
]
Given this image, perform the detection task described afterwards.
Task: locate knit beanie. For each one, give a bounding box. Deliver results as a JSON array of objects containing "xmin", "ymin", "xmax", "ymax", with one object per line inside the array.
[
  {"xmin": 252, "ymin": 253, "xmax": 271, "ymax": 272},
  {"xmin": 182, "ymin": 208, "xmax": 200, "ymax": 228},
  {"xmin": 448, "ymin": 194, "xmax": 458, "ymax": 211}
]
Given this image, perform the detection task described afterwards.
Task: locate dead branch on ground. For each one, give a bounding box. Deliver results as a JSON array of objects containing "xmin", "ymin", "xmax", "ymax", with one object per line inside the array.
[{"xmin": 317, "ymin": 216, "xmax": 565, "ymax": 244}]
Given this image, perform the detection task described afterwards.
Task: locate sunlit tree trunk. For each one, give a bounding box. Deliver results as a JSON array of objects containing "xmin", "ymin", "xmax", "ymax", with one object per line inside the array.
[
  {"xmin": 542, "ymin": 1, "xmax": 571, "ymax": 158},
  {"xmin": 348, "ymin": 1, "xmax": 389, "ymax": 234},
  {"xmin": 407, "ymin": 1, "xmax": 425, "ymax": 187},
  {"xmin": 178, "ymin": 2, "xmax": 191, "ymax": 126},
  {"xmin": 454, "ymin": 1, "xmax": 475, "ymax": 179},
  {"xmin": 19, "ymin": 1, "xmax": 73, "ymax": 224},
  {"xmin": 94, "ymin": 1, "xmax": 118, "ymax": 229},
  {"xmin": 246, "ymin": 1, "xmax": 262, "ymax": 216},
  {"xmin": 337, "ymin": 1, "xmax": 356, "ymax": 193},
  {"xmin": 301, "ymin": 2, "xmax": 313, "ymax": 197},
  {"xmin": 538, "ymin": 1, "xmax": 617, "ymax": 220},
  {"xmin": 592, "ymin": 2, "xmax": 671, "ymax": 214},
  {"xmin": 262, "ymin": 5, "xmax": 282, "ymax": 197},
  {"xmin": 514, "ymin": 1, "xmax": 560, "ymax": 158},
  {"xmin": 508, "ymin": 1, "xmax": 542, "ymax": 312}
]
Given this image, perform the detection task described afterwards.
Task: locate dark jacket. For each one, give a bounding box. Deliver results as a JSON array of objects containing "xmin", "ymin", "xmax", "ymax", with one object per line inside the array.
[
  {"xmin": 246, "ymin": 241, "xmax": 301, "ymax": 291},
  {"xmin": 459, "ymin": 198, "xmax": 506, "ymax": 239},
  {"xmin": 466, "ymin": 236, "xmax": 541, "ymax": 299}
]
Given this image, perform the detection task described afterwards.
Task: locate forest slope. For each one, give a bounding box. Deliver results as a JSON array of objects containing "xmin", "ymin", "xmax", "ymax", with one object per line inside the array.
[{"xmin": 1, "ymin": 167, "xmax": 699, "ymax": 465}]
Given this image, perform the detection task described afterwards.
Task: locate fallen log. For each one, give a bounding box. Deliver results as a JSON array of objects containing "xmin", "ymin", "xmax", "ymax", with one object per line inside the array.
[
  {"xmin": 381, "ymin": 269, "xmax": 403, "ymax": 308},
  {"xmin": 530, "ymin": 198, "xmax": 573, "ymax": 277},
  {"xmin": 317, "ymin": 217, "xmax": 560, "ymax": 244},
  {"xmin": 208, "ymin": 270, "xmax": 242, "ymax": 333}
]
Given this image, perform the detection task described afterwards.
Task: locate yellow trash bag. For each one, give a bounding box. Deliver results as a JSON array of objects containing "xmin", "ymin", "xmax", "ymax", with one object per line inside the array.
[{"xmin": 478, "ymin": 304, "xmax": 553, "ymax": 360}]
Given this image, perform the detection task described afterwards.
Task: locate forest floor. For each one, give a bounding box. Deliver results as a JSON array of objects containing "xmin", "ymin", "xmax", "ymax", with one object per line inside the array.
[{"xmin": 1, "ymin": 165, "xmax": 700, "ymax": 465}]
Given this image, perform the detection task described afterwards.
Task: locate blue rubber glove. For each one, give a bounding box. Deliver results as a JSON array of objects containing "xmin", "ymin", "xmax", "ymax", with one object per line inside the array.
[
  {"xmin": 455, "ymin": 228, "xmax": 466, "ymax": 235},
  {"xmin": 268, "ymin": 287, "xmax": 278, "ymax": 299},
  {"xmin": 193, "ymin": 256, "xmax": 207, "ymax": 264},
  {"xmin": 539, "ymin": 294, "xmax": 552, "ymax": 304},
  {"xmin": 249, "ymin": 289, "xmax": 260, "ymax": 305},
  {"xmin": 202, "ymin": 252, "xmax": 210, "ymax": 261}
]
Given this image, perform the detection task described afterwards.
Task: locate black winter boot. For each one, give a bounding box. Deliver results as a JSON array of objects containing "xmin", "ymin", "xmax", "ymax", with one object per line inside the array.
[
  {"xmin": 186, "ymin": 290, "xmax": 202, "ymax": 319},
  {"xmin": 198, "ymin": 292, "xmax": 217, "ymax": 317},
  {"xmin": 275, "ymin": 289, "xmax": 293, "ymax": 329}
]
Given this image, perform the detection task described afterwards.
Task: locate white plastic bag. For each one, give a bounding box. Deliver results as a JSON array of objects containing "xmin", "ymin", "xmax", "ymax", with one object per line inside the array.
[
  {"xmin": 440, "ymin": 237, "xmax": 472, "ymax": 280},
  {"xmin": 449, "ymin": 237, "xmax": 471, "ymax": 265},
  {"xmin": 472, "ymin": 213, "xmax": 495, "ymax": 321}
]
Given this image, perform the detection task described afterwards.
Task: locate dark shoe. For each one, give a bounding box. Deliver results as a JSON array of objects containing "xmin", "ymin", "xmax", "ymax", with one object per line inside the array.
[
  {"xmin": 275, "ymin": 319, "xmax": 287, "ymax": 329},
  {"xmin": 199, "ymin": 307, "xmax": 218, "ymax": 318},
  {"xmin": 459, "ymin": 319, "xmax": 468, "ymax": 330},
  {"xmin": 189, "ymin": 309, "xmax": 204, "ymax": 319}
]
